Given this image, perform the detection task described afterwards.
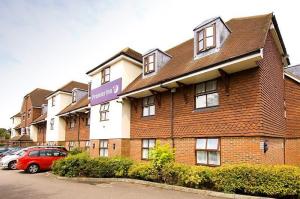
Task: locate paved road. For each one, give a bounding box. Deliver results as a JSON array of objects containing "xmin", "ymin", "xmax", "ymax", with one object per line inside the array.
[{"xmin": 0, "ymin": 169, "xmax": 220, "ymax": 199}]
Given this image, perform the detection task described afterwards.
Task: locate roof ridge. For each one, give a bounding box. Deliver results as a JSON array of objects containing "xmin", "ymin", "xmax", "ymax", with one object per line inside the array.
[{"xmin": 228, "ymin": 13, "xmax": 273, "ymax": 21}]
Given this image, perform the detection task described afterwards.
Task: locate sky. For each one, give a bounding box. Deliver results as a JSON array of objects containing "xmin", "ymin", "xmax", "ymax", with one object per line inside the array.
[{"xmin": 0, "ymin": 0, "xmax": 299, "ymax": 128}]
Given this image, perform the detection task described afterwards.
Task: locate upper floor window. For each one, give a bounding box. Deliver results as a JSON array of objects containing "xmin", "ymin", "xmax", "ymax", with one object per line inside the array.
[
  {"xmin": 86, "ymin": 115, "xmax": 90, "ymax": 126},
  {"xmin": 22, "ymin": 113, "xmax": 25, "ymax": 121},
  {"xmin": 100, "ymin": 103, "xmax": 109, "ymax": 121},
  {"xmin": 195, "ymin": 80, "xmax": 219, "ymax": 109},
  {"xmin": 72, "ymin": 92, "xmax": 76, "ymax": 103},
  {"xmin": 50, "ymin": 118, "xmax": 54, "ymax": 130},
  {"xmin": 101, "ymin": 67, "xmax": 110, "ymax": 84},
  {"xmin": 52, "ymin": 96, "xmax": 56, "ymax": 107},
  {"xmin": 27, "ymin": 109, "xmax": 31, "ymax": 118},
  {"xmin": 144, "ymin": 54, "xmax": 155, "ymax": 74},
  {"xmin": 197, "ymin": 24, "xmax": 216, "ymax": 53},
  {"xmin": 143, "ymin": 96, "xmax": 155, "ymax": 117},
  {"xmin": 69, "ymin": 118, "xmax": 75, "ymax": 129},
  {"xmin": 196, "ymin": 138, "xmax": 220, "ymax": 166}
]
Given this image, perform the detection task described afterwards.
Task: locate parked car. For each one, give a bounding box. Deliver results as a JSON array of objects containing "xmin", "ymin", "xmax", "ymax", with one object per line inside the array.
[
  {"xmin": 0, "ymin": 147, "xmax": 22, "ymax": 159},
  {"xmin": 0, "ymin": 147, "xmax": 9, "ymax": 154},
  {"xmin": 16, "ymin": 147, "xmax": 67, "ymax": 174},
  {"xmin": 0, "ymin": 148, "xmax": 27, "ymax": 170}
]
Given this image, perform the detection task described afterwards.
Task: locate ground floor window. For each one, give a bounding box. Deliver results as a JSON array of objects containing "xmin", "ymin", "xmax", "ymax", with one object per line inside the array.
[
  {"xmin": 99, "ymin": 140, "xmax": 108, "ymax": 157},
  {"xmin": 142, "ymin": 139, "xmax": 156, "ymax": 160},
  {"xmin": 69, "ymin": 141, "xmax": 75, "ymax": 151},
  {"xmin": 85, "ymin": 141, "xmax": 90, "ymax": 150},
  {"xmin": 196, "ymin": 138, "xmax": 220, "ymax": 166}
]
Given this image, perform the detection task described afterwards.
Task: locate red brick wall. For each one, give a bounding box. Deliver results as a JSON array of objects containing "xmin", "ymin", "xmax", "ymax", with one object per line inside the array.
[
  {"xmin": 64, "ymin": 114, "xmax": 90, "ymax": 142},
  {"xmin": 90, "ymin": 139, "xmax": 130, "ymax": 158},
  {"xmin": 285, "ymin": 78, "xmax": 300, "ymax": 137},
  {"xmin": 129, "ymin": 137, "xmax": 284, "ymax": 165},
  {"xmin": 285, "ymin": 138, "xmax": 300, "ymax": 166},
  {"xmin": 20, "ymin": 96, "xmax": 42, "ymax": 129},
  {"xmin": 258, "ymin": 32, "xmax": 286, "ymax": 137}
]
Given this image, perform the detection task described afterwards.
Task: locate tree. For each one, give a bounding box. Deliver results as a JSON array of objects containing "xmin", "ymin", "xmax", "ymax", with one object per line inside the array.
[{"xmin": 0, "ymin": 128, "xmax": 10, "ymax": 139}]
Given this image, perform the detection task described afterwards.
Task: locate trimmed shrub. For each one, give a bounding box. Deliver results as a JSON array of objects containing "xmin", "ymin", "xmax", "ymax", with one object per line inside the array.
[
  {"xmin": 212, "ymin": 164, "xmax": 300, "ymax": 198},
  {"xmin": 128, "ymin": 163, "xmax": 158, "ymax": 181},
  {"xmin": 68, "ymin": 147, "xmax": 83, "ymax": 155}
]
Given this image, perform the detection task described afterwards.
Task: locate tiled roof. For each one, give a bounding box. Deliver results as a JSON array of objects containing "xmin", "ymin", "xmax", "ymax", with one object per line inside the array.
[
  {"xmin": 47, "ymin": 81, "xmax": 88, "ymax": 97},
  {"xmin": 121, "ymin": 14, "xmax": 275, "ymax": 95},
  {"xmin": 57, "ymin": 95, "xmax": 89, "ymax": 116},
  {"xmin": 31, "ymin": 114, "xmax": 47, "ymax": 124},
  {"xmin": 10, "ymin": 134, "xmax": 32, "ymax": 141},
  {"xmin": 26, "ymin": 88, "xmax": 53, "ymax": 107},
  {"xmin": 10, "ymin": 112, "xmax": 21, "ymax": 118},
  {"xmin": 86, "ymin": 47, "xmax": 142, "ymax": 75}
]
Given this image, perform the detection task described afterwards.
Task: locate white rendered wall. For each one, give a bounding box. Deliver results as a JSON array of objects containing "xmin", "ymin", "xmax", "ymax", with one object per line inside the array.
[
  {"xmin": 46, "ymin": 93, "xmax": 71, "ymax": 142},
  {"xmin": 90, "ymin": 59, "xmax": 141, "ymax": 140},
  {"xmin": 10, "ymin": 117, "xmax": 21, "ymax": 137},
  {"xmin": 29, "ymin": 125, "xmax": 38, "ymax": 142}
]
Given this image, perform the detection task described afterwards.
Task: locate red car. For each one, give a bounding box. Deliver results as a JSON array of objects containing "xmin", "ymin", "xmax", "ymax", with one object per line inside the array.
[{"xmin": 16, "ymin": 147, "xmax": 67, "ymax": 174}]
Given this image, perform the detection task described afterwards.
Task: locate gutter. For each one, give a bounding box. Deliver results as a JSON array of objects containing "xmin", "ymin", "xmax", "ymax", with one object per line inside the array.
[{"xmin": 284, "ymin": 72, "xmax": 300, "ymax": 84}]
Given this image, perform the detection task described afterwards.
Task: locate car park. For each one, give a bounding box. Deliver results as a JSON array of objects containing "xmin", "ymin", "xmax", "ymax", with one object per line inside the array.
[
  {"xmin": 0, "ymin": 147, "xmax": 22, "ymax": 159},
  {"xmin": 16, "ymin": 147, "xmax": 67, "ymax": 174}
]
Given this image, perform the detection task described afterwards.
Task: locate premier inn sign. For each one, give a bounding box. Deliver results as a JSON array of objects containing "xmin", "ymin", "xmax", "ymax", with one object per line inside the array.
[{"xmin": 91, "ymin": 78, "xmax": 122, "ymax": 106}]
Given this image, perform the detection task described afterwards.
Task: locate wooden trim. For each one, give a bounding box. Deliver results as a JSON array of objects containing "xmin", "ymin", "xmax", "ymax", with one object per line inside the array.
[
  {"xmin": 144, "ymin": 53, "xmax": 155, "ymax": 74},
  {"xmin": 101, "ymin": 67, "xmax": 110, "ymax": 85},
  {"xmin": 196, "ymin": 23, "xmax": 216, "ymax": 54},
  {"xmin": 141, "ymin": 139, "xmax": 156, "ymax": 160},
  {"xmin": 194, "ymin": 79, "xmax": 219, "ymax": 109}
]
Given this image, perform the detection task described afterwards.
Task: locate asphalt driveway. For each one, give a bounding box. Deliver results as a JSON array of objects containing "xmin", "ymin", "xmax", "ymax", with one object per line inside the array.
[{"xmin": 0, "ymin": 169, "xmax": 221, "ymax": 199}]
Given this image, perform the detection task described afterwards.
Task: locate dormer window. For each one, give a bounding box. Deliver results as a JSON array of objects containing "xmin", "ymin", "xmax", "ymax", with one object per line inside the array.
[
  {"xmin": 72, "ymin": 91, "xmax": 76, "ymax": 103},
  {"xmin": 101, "ymin": 67, "xmax": 110, "ymax": 84},
  {"xmin": 197, "ymin": 24, "xmax": 216, "ymax": 53},
  {"xmin": 144, "ymin": 54, "xmax": 155, "ymax": 74}
]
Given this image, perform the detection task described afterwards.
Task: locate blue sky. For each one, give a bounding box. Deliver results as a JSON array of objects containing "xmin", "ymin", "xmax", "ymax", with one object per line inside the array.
[{"xmin": 0, "ymin": 0, "xmax": 299, "ymax": 128}]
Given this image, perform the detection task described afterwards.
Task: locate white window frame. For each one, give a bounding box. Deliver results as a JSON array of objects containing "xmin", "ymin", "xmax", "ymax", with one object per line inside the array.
[
  {"xmin": 142, "ymin": 96, "xmax": 155, "ymax": 117},
  {"xmin": 100, "ymin": 103, "xmax": 109, "ymax": 121},
  {"xmin": 50, "ymin": 118, "xmax": 55, "ymax": 130},
  {"xmin": 142, "ymin": 139, "xmax": 156, "ymax": 160},
  {"xmin": 196, "ymin": 138, "xmax": 220, "ymax": 166}
]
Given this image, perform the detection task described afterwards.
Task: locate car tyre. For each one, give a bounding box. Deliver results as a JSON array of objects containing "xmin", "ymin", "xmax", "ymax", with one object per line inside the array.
[
  {"xmin": 27, "ymin": 164, "xmax": 39, "ymax": 174},
  {"xmin": 8, "ymin": 161, "xmax": 17, "ymax": 170}
]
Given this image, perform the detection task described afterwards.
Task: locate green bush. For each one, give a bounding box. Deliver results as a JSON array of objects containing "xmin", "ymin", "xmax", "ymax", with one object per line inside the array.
[
  {"xmin": 149, "ymin": 142, "xmax": 175, "ymax": 181},
  {"xmin": 68, "ymin": 147, "xmax": 83, "ymax": 155},
  {"xmin": 212, "ymin": 164, "xmax": 300, "ymax": 198},
  {"xmin": 128, "ymin": 163, "xmax": 158, "ymax": 181},
  {"xmin": 52, "ymin": 154, "xmax": 133, "ymax": 178}
]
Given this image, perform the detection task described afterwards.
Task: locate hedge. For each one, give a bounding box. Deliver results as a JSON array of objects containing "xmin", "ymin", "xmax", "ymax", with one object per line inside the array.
[{"xmin": 52, "ymin": 145, "xmax": 300, "ymax": 198}]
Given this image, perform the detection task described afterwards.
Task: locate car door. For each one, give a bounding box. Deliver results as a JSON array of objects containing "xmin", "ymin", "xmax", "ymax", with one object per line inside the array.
[{"xmin": 39, "ymin": 149, "xmax": 53, "ymax": 170}]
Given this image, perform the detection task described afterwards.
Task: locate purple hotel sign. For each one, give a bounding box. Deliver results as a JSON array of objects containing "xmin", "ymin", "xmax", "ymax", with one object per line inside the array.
[{"xmin": 91, "ymin": 78, "xmax": 122, "ymax": 106}]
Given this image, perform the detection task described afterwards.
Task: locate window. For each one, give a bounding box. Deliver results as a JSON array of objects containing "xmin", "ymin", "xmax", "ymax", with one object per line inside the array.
[
  {"xmin": 195, "ymin": 80, "xmax": 219, "ymax": 109},
  {"xmin": 40, "ymin": 150, "xmax": 53, "ymax": 157},
  {"xmin": 88, "ymin": 82, "xmax": 91, "ymax": 98},
  {"xmin": 197, "ymin": 24, "xmax": 216, "ymax": 53},
  {"xmin": 72, "ymin": 91, "xmax": 77, "ymax": 103},
  {"xmin": 52, "ymin": 96, "xmax": 56, "ymax": 106},
  {"xmin": 196, "ymin": 138, "xmax": 220, "ymax": 166},
  {"xmin": 50, "ymin": 118, "xmax": 54, "ymax": 130},
  {"xmin": 27, "ymin": 109, "xmax": 31, "ymax": 118},
  {"xmin": 101, "ymin": 67, "xmax": 110, "ymax": 84},
  {"xmin": 142, "ymin": 96, "xmax": 155, "ymax": 117},
  {"xmin": 142, "ymin": 139, "xmax": 156, "ymax": 160},
  {"xmin": 68, "ymin": 141, "xmax": 74, "ymax": 151},
  {"xmin": 86, "ymin": 116, "xmax": 90, "ymax": 126},
  {"xmin": 22, "ymin": 113, "xmax": 25, "ymax": 121},
  {"xmin": 144, "ymin": 54, "xmax": 155, "ymax": 74},
  {"xmin": 100, "ymin": 103, "xmax": 109, "ymax": 121},
  {"xmin": 85, "ymin": 141, "xmax": 90, "ymax": 150},
  {"xmin": 29, "ymin": 150, "xmax": 39, "ymax": 157},
  {"xmin": 99, "ymin": 140, "xmax": 108, "ymax": 157},
  {"xmin": 69, "ymin": 118, "xmax": 75, "ymax": 129}
]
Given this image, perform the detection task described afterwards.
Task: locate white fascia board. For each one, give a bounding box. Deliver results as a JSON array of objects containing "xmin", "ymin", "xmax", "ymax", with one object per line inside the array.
[
  {"xmin": 46, "ymin": 91, "xmax": 72, "ymax": 100},
  {"xmin": 57, "ymin": 106, "xmax": 89, "ymax": 117},
  {"xmin": 121, "ymin": 49, "xmax": 263, "ymax": 98},
  {"xmin": 88, "ymin": 55, "xmax": 142, "ymax": 76}
]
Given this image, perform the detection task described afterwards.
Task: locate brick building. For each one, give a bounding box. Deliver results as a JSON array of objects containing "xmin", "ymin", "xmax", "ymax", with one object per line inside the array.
[
  {"xmin": 57, "ymin": 93, "xmax": 90, "ymax": 151},
  {"xmin": 19, "ymin": 88, "xmax": 53, "ymax": 143},
  {"xmin": 120, "ymin": 13, "xmax": 300, "ymax": 166}
]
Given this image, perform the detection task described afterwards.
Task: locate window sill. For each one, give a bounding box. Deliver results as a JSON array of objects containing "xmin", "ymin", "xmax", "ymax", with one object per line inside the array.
[
  {"xmin": 196, "ymin": 163, "xmax": 220, "ymax": 167},
  {"xmin": 193, "ymin": 106, "xmax": 219, "ymax": 113},
  {"xmin": 141, "ymin": 115, "xmax": 155, "ymax": 119},
  {"xmin": 144, "ymin": 71, "xmax": 155, "ymax": 75}
]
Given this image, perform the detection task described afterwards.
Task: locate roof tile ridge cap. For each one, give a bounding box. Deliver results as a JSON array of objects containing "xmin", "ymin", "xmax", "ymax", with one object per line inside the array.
[{"xmin": 228, "ymin": 13, "xmax": 273, "ymax": 21}]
